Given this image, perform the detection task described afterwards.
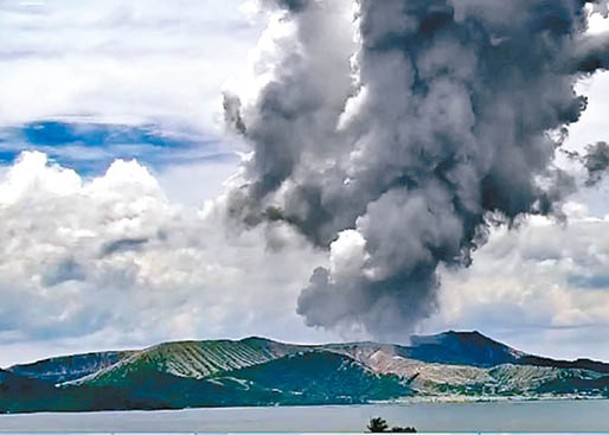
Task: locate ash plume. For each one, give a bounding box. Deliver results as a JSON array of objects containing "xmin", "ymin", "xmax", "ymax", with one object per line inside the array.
[
  {"xmin": 227, "ymin": 0, "xmax": 609, "ymax": 339},
  {"xmin": 566, "ymin": 141, "xmax": 609, "ymax": 186}
]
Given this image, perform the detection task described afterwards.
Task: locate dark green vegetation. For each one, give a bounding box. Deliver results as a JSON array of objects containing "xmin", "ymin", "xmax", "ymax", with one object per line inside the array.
[{"xmin": 3, "ymin": 331, "xmax": 609, "ymax": 413}]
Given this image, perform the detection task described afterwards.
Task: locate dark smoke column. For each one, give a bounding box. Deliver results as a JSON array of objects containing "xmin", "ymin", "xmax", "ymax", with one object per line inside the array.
[{"xmin": 227, "ymin": 0, "xmax": 609, "ymax": 340}]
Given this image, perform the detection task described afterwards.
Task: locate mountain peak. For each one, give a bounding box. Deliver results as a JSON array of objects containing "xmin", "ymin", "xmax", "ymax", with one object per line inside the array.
[
  {"xmin": 239, "ymin": 336, "xmax": 278, "ymax": 345},
  {"xmin": 411, "ymin": 329, "xmax": 497, "ymax": 343},
  {"xmin": 408, "ymin": 330, "xmax": 524, "ymax": 367},
  {"xmin": 411, "ymin": 330, "xmax": 513, "ymax": 350}
]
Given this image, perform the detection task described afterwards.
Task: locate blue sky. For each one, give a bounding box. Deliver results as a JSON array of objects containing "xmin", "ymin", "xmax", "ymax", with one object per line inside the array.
[
  {"xmin": 0, "ymin": 120, "xmax": 237, "ymax": 174},
  {"xmin": 2, "ymin": 0, "xmax": 609, "ymax": 367}
]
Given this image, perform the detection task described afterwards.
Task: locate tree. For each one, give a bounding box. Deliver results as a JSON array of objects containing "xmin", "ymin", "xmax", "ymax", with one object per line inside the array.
[{"xmin": 367, "ymin": 417, "xmax": 389, "ymax": 432}]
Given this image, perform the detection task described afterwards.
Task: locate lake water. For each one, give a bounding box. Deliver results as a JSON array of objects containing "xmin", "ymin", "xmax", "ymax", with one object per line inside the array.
[{"xmin": 1, "ymin": 400, "xmax": 609, "ymax": 432}]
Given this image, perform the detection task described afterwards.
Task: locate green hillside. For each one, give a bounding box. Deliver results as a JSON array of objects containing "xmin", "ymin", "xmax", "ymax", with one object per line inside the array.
[
  {"xmin": 3, "ymin": 331, "xmax": 609, "ymax": 413},
  {"xmin": 70, "ymin": 337, "xmax": 304, "ymax": 387}
]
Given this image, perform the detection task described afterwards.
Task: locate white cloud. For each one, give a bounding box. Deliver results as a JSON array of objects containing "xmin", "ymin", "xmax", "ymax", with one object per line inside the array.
[
  {"xmin": 154, "ymin": 159, "xmax": 242, "ymax": 207},
  {"xmin": 329, "ymin": 229, "xmax": 367, "ymax": 282},
  {"xmin": 0, "ymin": 0, "xmax": 262, "ymax": 132},
  {"xmin": 0, "ymin": 152, "xmax": 337, "ymax": 367}
]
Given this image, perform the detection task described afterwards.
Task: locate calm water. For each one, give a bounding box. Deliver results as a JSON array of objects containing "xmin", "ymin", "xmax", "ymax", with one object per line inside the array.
[{"xmin": 1, "ymin": 401, "xmax": 609, "ymax": 432}]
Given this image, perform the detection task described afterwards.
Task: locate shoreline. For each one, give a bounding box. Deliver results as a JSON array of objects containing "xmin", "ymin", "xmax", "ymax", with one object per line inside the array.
[
  {"xmin": 376, "ymin": 394, "xmax": 609, "ymax": 405},
  {"xmin": 3, "ymin": 396, "xmax": 609, "ymax": 416}
]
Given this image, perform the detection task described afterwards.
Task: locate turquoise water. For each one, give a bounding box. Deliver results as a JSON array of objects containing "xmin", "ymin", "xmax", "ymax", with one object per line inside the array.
[{"xmin": 1, "ymin": 400, "xmax": 609, "ymax": 432}]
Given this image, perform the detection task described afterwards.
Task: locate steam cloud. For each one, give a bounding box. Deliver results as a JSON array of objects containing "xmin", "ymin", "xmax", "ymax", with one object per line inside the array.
[{"xmin": 227, "ymin": 0, "xmax": 609, "ymax": 339}]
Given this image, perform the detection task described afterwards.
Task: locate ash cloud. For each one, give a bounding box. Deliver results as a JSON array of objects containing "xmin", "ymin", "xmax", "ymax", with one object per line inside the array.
[
  {"xmin": 566, "ymin": 141, "xmax": 609, "ymax": 186},
  {"xmin": 227, "ymin": 0, "xmax": 609, "ymax": 339}
]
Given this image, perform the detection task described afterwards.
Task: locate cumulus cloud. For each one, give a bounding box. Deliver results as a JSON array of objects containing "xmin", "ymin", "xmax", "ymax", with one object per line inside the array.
[
  {"xmin": 0, "ymin": 151, "xmax": 337, "ymax": 365},
  {"xmin": 227, "ymin": 0, "xmax": 609, "ymax": 340}
]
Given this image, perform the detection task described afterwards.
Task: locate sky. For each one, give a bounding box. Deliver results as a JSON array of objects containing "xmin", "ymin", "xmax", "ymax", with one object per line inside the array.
[{"xmin": 2, "ymin": 0, "xmax": 609, "ymax": 367}]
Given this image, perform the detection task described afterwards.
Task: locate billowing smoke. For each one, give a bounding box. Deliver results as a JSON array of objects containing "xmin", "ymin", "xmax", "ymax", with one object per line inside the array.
[
  {"xmin": 227, "ymin": 0, "xmax": 609, "ymax": 339},
  {"xmin": 565, "ymin": 141, "xmax": 609, "ymax": 186}
]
